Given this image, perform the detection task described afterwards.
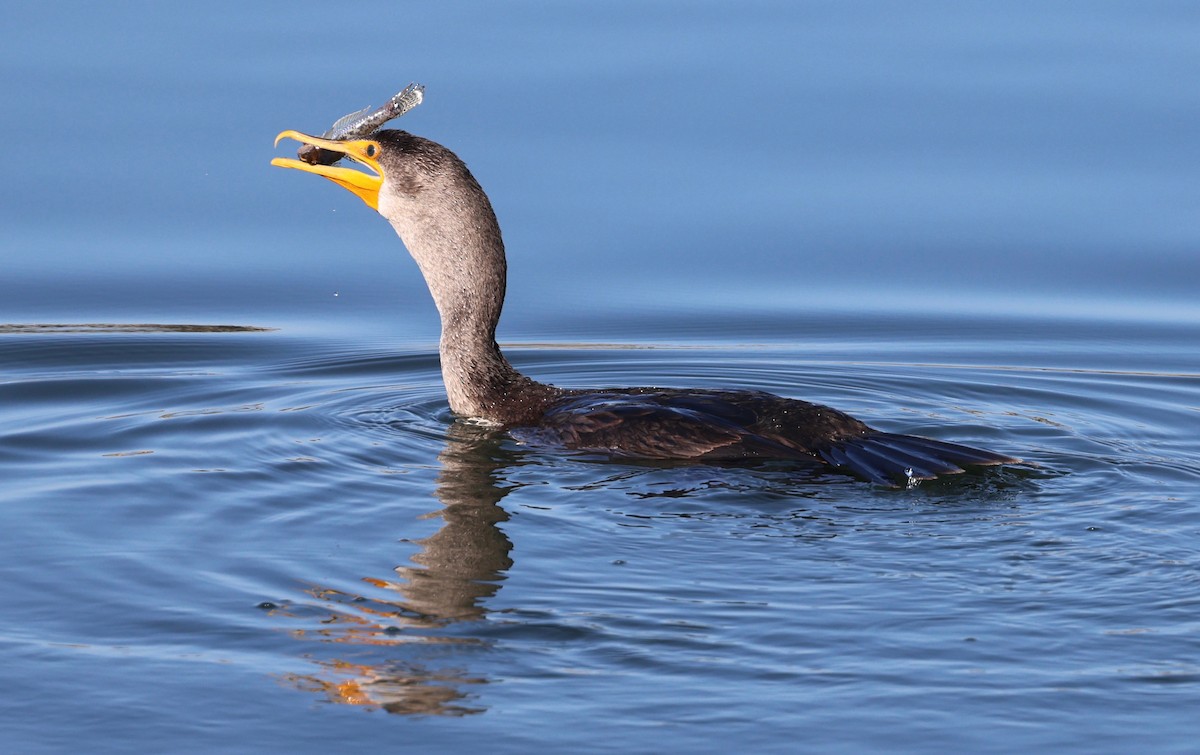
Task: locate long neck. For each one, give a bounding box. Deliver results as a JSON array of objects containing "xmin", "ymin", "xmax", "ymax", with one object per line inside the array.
[{"xmin": 378, "ymin": 166, "xmax": 552, "ymax": 422}]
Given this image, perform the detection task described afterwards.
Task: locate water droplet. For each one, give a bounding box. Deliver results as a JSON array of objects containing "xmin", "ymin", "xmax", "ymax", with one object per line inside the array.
[{"xmin": 903, "ymin": 468, "xmax": 920, "ymax": 489}]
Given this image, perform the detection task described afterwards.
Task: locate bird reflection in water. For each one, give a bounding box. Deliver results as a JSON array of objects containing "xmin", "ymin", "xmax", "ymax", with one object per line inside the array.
[{"xmin": 267, "ymin": 421, "xmax": 520, "ymax": 715}]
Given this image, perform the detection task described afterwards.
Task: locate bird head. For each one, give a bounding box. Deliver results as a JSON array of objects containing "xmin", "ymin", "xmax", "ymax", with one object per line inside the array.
[{"xmin": 271, "ymin": 131, "xmax": 385, "ymax": 210}]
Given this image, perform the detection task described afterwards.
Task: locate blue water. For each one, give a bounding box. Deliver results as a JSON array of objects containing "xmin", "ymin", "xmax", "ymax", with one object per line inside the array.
[{"xmin": 3, "ymin": 2, "xmax": 1200, "ymax": 752}]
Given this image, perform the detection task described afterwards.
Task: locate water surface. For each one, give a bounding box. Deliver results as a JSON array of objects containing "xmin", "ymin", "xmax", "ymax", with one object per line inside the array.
[{"xmin": 3, "ymin": 2, "xmax": 1200, "ymax": 752}]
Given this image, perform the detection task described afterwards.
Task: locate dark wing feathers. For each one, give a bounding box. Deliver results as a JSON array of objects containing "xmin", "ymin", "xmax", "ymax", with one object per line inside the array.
[
  {"xmin": 536, "ymin": 395, "xmax": 795, "ymax": 460},
  {"xmin": 533, "ymin": 389, "xmax": 1016, "ymax": 485},
  {"xmin": 819, "ymin": 439, "xmax": 959, "ymax": 485},
  {"xmin": 883, "ymin": 434, "xmax": 1018, "ymax": 467},
  {"xmin": 819, "ymin": 432, "xmax": 1017, "ymax": 486}
]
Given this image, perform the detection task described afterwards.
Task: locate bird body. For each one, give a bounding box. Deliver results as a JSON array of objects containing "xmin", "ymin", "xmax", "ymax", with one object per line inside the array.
[{"xmin": 272, "ymin": 127, "xmax": 1016, "ymax": 485}]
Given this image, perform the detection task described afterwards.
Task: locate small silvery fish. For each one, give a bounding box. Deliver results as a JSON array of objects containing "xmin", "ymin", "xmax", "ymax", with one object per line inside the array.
[{"xmin": 298, "ymin": 83, "xmax": 425, "ymax": 166}]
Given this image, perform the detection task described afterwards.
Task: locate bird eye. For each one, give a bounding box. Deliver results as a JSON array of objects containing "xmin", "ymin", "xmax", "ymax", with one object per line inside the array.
[{"xmin": 365, "ymin": 143, "xmax": 378, "ymax": 158}]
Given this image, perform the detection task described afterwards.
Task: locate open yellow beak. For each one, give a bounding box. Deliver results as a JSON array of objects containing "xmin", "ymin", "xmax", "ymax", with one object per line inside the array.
[{"xmin": 271, "ymin": 130, "xmax": 384, "ymax": 210}]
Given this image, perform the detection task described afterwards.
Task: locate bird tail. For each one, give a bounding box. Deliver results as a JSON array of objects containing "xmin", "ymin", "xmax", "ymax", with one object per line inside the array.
[{"xmin": 818, "ymin": 432, "xmax": 1018, "ymax": 486}]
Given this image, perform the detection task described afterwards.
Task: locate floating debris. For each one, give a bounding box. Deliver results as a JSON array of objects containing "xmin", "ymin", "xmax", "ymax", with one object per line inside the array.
[{"xmin": 0, "ymin": 323, "xmax": 274, "ymax": 334}]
